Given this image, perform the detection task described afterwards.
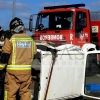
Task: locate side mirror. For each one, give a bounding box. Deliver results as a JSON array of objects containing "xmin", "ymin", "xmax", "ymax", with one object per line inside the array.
[{"xmin": 29, "ymin": 15, "xmax": 33, "ymax": 32}]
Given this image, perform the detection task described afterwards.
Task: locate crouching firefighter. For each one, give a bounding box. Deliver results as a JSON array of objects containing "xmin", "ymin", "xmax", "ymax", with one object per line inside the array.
[{"xmin": 0, "ymin": 17, "xmax": 37, "ymax": 100}]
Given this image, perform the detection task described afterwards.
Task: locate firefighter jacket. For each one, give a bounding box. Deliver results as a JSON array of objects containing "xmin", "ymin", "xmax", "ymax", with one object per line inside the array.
[{"xmin": 0, "ymin": 33, "xmax": 37, "ymax": 75}]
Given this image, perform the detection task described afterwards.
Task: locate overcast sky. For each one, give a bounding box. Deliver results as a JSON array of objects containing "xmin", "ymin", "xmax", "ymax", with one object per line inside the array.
[{"xmin": 0, "ymin": 0, "xmax": 100, "ymax": 35}]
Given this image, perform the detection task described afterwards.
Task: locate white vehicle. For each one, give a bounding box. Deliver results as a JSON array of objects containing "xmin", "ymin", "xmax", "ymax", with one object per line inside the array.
[{"xmin": 31, "ymin": 42, "xmax": 100, "ymax": 100}]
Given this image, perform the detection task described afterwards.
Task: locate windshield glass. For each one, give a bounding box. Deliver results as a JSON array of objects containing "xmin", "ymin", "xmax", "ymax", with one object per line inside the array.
[
  {"xmin": 85, "ymin": 53, "xmax": 100, "ymax": 97},
  {"xmin": 35, "ymin": 11, "xmax": 74, "ymax": 30}
]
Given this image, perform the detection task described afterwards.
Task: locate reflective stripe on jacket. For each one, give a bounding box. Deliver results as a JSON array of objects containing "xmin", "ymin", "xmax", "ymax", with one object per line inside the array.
[{"xmin": 7, "ymin": 65, "xmax": 31, "ymax": 70}]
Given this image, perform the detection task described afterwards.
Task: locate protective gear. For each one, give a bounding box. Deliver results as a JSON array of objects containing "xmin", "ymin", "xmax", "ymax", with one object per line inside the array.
[
  {"xmin": 1, "ymin": 20, "xmax": 37, "ymax": 100},
  {"xmin": 4, "ymin": 72, "xmax": 32, "ymax": 100},
  {"xmin": 0, "ymin": 65, "xmax": 6, "ymax": 100},
  {"xmin": 0, "ymin": 26, "xmax": 6, "ymax": 100},
  {"xmin": 9, "ymin": 17, "xmax": 24, "ymax": 33}
]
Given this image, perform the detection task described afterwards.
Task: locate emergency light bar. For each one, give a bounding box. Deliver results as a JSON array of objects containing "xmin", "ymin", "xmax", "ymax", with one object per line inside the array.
[{"xmin": 44, "ymin": 3, "xmax": 85, "ymax": 9}]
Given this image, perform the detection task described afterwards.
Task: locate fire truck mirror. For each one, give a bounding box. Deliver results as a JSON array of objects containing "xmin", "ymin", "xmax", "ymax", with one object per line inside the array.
[
  {"xmin": 29, "ymin": 15, "xmax": 33, "ymax": 32},
  {"xmin": 29, "ymin": 20, "xmax": 33, "ymax": 32}
]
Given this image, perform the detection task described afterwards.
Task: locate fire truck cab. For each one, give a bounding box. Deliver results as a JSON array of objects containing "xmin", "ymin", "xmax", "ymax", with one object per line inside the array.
[{"xmin": 29, "ymin": 3, "xmax": 91, "ymax": 47}]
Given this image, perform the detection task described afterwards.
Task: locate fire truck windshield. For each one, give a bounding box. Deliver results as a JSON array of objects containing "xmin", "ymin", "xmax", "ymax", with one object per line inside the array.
[{"xmin": 35, "ymin": 11, "xmax": 74, "ymax": 30}]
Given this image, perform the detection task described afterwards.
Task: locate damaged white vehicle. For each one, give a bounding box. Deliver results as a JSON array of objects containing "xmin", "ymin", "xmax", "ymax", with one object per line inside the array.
[{"xmin": 31, "ymin": 42, "xmax": 100, "ymax": 100}]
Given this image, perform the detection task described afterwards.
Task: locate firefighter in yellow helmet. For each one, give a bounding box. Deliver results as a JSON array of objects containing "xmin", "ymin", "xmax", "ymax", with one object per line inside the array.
[{"xmin": 0, "ymin": 17, "xmax": 37, "ymax": 100}]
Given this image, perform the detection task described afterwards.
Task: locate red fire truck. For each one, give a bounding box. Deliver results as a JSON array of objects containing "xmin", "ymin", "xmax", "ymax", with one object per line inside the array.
[{"xmin": 29, "ymin": 3, "xmax": 98, "ymax": 48}]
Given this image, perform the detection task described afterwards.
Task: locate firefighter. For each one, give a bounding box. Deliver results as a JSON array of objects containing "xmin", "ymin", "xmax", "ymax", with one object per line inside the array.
[
  {"xmin": 0, "ymin": 17, "xmax": 37, "ymax": 100},
  {"xmin": 0, "ymin": 26, "xmax": 5, "ymax": 100}
]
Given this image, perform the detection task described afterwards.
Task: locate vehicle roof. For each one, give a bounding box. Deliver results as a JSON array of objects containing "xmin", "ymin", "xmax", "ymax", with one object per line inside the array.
[{"xmin": 39, "ymin": 7, "xmax": 88, "ymax": 13}]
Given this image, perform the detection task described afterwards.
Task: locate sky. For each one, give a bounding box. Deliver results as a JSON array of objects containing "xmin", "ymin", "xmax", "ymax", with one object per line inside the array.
[{"xmin": 0, "ymin": 0, "xmax": 100, "ymax": 35}]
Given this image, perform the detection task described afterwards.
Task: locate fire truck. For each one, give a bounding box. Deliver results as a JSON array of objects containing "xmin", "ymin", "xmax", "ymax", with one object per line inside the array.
[
  {"xmin": 28, "ymin": 3, "xmax": 100, "ymax": 100},
  {"xmin": 29, "ymin": 3, "xmax": 100, "ymax": 49}
]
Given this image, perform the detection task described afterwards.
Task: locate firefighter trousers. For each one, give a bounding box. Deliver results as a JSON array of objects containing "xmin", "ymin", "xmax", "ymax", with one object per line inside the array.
[{"xmin": 4, "ymin": 72, "xmax": 32, "ymax": 100}]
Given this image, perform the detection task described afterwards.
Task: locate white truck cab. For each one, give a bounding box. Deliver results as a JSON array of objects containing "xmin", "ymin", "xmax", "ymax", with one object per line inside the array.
[{"xmin": 31, "ymin": 43, "xmax": 100, "ymax": 100}]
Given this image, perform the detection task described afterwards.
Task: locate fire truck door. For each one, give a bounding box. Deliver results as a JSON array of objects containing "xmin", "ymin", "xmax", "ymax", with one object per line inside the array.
[{"xmin": 75, "ymin": 12, "xmax": 88, "ymax": 46}]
